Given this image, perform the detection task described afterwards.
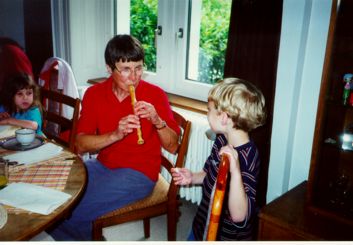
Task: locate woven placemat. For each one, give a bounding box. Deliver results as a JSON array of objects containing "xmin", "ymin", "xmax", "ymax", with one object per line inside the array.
[{"xmin": 5, "ymin": 151, "xmax": 76, "ymax": 214}]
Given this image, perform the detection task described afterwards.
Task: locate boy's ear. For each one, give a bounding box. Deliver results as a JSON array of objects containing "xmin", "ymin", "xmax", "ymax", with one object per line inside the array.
[
  {"xmin": 221, "ymin": 112, "xmax": 235, "ymax": 127},
  {"xmin": 220, "ymin": 111, "xmax": 228, "ymax": 125}
]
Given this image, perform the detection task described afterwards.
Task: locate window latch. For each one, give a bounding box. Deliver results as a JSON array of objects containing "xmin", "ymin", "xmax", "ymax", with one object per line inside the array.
[
  {"xmin": 154, "ymin": 25, "xmax": 162, "ymax": 48},
  {"xmin": 177, "ymin": 28, "xmax": 183, "ymax": 38},
  {"xmin": 155, "ymin": 25, "xmax": 162, "ymax": 35}
]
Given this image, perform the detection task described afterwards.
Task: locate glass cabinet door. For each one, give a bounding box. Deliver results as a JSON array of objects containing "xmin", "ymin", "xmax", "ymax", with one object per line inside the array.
[{"xmin": 308, "ymin": 0, "xmax": 353, "ymax": 222}]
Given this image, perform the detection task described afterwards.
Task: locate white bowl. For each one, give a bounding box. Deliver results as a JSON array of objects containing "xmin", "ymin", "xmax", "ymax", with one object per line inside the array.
[{"xmin": 15, "ymin": 128, "xmax": 36, "ymax": 146}]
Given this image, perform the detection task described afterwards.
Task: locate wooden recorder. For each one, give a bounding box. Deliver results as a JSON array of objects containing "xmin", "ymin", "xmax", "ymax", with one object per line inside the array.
[{"xmin": 129, "ymin": 85, "xmax": 144, "ymax": 145}]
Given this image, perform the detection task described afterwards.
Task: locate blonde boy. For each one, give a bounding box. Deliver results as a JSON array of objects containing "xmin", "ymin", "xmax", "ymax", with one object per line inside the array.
[{"xmin": 172, "ymin": 77, "xmax": 266, "ymax": 240}]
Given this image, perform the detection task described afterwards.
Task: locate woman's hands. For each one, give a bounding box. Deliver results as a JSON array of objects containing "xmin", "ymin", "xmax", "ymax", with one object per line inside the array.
[
  {"xmin": 76, "ymin": 113, "xmax": 141, "ymax": 153},
  {"xmin": 134, "ymin": 101, "xmax": 161, "ymax": 127},
  {"xmin": 111, "ymin": 100, "xmax": 161, "ymax": 141},
  {"xmin": 112, "ymin": 114, "xmax": 141, "ymax": 140}
]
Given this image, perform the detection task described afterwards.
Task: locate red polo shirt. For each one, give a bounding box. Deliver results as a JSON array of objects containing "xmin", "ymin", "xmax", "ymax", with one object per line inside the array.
[{"xmin": 77, "ymin": 77, "xmax": 180, "ymax": 181}]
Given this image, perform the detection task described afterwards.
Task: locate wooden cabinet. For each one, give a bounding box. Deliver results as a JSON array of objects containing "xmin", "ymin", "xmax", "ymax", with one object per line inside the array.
[
  {"xmin": 258, "ymin": 0, "xmax": 353, "ymax": 240},
  {"xmin": 258, "ymin": 182, "xmax": 353, "ymax": 240},
  {"xmin": 307, "ymin": 0, "xmax": 353, "ymax": 225}
]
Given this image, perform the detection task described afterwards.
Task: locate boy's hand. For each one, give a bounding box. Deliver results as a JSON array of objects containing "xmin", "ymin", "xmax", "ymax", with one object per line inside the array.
[
  {"xmin": 219, "ymin": 145, "xmax": 240, "ymax": 174},
  {"xmin": 171, "ymin": 167, "xmax": 192, "ymax": 185}
]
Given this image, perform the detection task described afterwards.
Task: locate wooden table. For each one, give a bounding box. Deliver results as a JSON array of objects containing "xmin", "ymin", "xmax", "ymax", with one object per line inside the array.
[{"xmin": 0, "ymin": 141, "xmax": 87, "ymax": 241}]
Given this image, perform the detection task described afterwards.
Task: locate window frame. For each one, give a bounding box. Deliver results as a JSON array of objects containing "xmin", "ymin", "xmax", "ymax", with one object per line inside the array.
[
  {"xmin": 116, "ymin": 0, "xmax": 216, "ymax": 102},
  {"xmin": 55, "ymin": 0, "xmax": 228, "ymax": 102}
]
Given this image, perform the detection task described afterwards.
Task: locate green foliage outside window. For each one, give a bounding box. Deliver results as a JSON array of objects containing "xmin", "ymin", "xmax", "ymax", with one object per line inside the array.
[
  {"xmin": 198, "ymin": 0, "xmax": 231, "ymax": 84},
  {"xmin": 130, "ymin": 0, "xmax": 231, "ymax": 85},
  {"xmin": 130, "ymin": 0, "xmax": 158, "ymax": 72}
]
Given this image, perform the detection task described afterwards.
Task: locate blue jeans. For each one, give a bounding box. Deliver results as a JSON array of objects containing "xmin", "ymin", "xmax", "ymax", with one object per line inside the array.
[
  {"xmin": 187, "ymin": 229, "xmax": 196, "ymax": 241},
  {"xmin": 48, "ymin": 158, "xmax": 155, "ymax": 241}
]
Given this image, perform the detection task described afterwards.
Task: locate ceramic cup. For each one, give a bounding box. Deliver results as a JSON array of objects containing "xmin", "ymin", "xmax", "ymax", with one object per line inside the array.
[{"xmin": 15, "ymin": 128, "xmax": 36, "ymax": 146}]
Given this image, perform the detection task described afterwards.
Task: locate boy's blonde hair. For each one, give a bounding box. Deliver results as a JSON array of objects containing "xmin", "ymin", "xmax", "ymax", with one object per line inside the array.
[{"xmin": 208, "ymin": 77, "xmax": 266, "ymax": 132}]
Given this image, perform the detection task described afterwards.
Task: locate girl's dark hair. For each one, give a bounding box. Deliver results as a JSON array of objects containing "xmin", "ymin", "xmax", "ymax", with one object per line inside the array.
[
  {"xmin": 104, "ymin": 34, "xmax": 145, "ymax": 71},
  {"xmin": 0, "ymin": 73, "xmax": 41, "ymax": 115}
]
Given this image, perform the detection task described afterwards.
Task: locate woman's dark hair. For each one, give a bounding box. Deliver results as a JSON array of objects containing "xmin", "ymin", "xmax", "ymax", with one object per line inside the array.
[
  {"xmin": 104, "ymin": 34, "xmax": 145, "ymax": 71},
  {"xmin": 0, "ymin": 73, "xmax": 41, "ymax": 115}
]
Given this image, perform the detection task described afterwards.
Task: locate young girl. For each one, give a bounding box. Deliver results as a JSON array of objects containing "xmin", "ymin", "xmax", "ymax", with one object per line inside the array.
[
  {"xmin": 171, "ymin": 78, "xmax": 266, "ymax": 241},
  {"xmin": 0, "ymin": 73, "xmax": 43, "ymax": 135}
]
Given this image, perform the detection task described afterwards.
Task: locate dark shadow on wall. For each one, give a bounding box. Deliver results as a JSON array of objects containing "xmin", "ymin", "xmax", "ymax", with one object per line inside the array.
[
  {"xmin": 23, "ymin": 0, "xmax": 53, "ymax": 80},
  {"xmin": 224, "ymin": 0, "xmax": 283, "ymax": 209}
]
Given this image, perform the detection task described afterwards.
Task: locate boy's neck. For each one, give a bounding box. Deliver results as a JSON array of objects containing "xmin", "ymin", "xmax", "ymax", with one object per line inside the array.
[{"xmin": 225, "ymin": 129, "xmax": 249, "ymax": 148}]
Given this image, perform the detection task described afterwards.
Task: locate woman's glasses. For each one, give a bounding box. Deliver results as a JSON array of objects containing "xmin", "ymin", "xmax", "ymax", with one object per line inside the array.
[{"xmin": 114, "ymin": 65, "xmax": 144, "ymax": 77}]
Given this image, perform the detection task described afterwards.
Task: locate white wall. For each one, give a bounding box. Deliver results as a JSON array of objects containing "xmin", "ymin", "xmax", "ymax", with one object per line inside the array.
[
  {"xmin": 68, "ymin": 0, "xmax": 114, "ymax": 86},
  {"xmin": 267, "ymin": 0, "xmax": 332, "ymax": 203}
]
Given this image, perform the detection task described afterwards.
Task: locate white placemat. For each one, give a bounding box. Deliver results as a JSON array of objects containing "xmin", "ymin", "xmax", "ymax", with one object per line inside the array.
[
  {"xmin": 3, "ymin": 142, "xmax": 63, "ymax": 165},
  {"xmin": 0, "ymin": 182, "xmax": 72, "ymax": 215}
]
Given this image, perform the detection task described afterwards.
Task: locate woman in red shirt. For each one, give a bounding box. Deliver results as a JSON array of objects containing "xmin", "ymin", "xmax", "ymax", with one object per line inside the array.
[{"xmin": 49, "ymin": 35, "xmax": 180, "ymax": 241}]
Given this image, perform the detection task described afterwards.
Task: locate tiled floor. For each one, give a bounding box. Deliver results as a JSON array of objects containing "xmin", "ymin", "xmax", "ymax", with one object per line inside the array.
[{"xmin": 32, "ymin": 198, "xmax": 198, "ymax": 241}]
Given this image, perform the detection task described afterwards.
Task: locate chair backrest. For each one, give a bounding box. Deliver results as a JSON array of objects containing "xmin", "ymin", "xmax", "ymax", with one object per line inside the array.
[
  {"xmin": 161, "ymin": 110, "xmax": 191, "ymax": 198},
  {"xmin": 38, "ymin": 57, "xmax": 80, "ymax": 119},
  {"xmin": 206, "ymin": 154, "xmax": 230, "ymax": 241},
  {"xmin": 40, "ymin": 87, "xmax": 80, "ymax": 151}
]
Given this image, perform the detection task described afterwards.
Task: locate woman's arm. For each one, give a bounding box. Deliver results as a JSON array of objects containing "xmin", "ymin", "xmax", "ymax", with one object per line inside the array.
[
  {"xmin": 76, "ymin": 131, "xmax": 121, "ymax": 154},
  {"xmin": 75, "ymin": 114, "xmax": 140, "ymax": 154},
  {"xmin": 154, "ymin": 117, "xmax": 179, "ymax": 153}
]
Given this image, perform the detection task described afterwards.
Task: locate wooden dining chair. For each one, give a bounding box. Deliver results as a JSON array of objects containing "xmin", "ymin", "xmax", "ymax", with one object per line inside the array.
[
  {"xmin": 92, "ymin": 110, "xmax": 191, "ymax": 241},
  {"xmin": 40, "ymin": 87, "xmax": 80, "ymax": 152}
]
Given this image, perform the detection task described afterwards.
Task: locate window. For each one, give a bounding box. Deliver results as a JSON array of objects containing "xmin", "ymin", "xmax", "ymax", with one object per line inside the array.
[{"xmin": 116, "ymin": 0, "xmax": 231, "ymax": 101}]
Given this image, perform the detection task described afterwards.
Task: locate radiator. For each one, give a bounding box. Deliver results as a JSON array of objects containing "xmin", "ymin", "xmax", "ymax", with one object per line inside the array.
[{"xmin": 162, "ymin": 107, "xmax": 213, "ymax": 204}]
